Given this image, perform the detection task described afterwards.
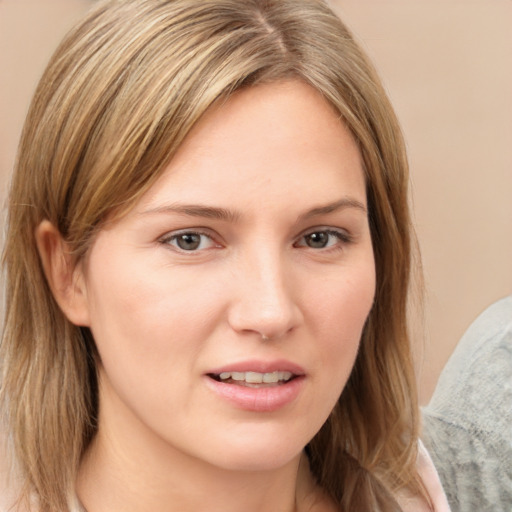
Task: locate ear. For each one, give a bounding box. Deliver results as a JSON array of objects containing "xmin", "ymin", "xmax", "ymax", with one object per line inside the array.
[{"xmin": 35, "ymin": 220, "xmax": 91, "ymax": 326}]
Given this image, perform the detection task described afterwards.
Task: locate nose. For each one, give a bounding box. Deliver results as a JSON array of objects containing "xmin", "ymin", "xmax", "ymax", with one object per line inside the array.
[{"xmin": 227, "ymin": 249, "xmax": 303, "ymax": 341}]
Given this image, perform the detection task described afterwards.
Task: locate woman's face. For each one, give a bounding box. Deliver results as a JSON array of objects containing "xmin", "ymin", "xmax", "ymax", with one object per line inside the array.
[{"xmin": 77, "ymin": 80, "xmax": 375, "ymax": 471}]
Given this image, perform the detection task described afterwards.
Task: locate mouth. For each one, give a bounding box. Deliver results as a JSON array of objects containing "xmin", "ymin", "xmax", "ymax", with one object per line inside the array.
[
  {"xmin": 205, "ymin": 362, "xmax": 305, "ymax": 412},
  {"xmin": 207, "ymin": 371, "xmax": 295, "ymax": 388}
]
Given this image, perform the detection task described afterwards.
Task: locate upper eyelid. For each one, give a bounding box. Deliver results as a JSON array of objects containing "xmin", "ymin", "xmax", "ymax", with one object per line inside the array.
[
  {"xmin": 159, "ymin": 227, "xmax": 217, "ymax": 241},
  {"xmin": 297, "ymin": 226, "xmax": 351, "ymax": 238}
]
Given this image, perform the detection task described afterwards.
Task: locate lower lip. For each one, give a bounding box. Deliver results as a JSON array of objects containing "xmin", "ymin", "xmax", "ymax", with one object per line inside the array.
[{"xmin": 204, "ymin": 376, "xmax": 305, "ymax": 412}]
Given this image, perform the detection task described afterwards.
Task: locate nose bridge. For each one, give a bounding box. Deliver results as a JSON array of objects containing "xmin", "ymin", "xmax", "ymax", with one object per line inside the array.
[{"xmin": 228, "ymin": 242, "xmax": 300, "ymax": 338}]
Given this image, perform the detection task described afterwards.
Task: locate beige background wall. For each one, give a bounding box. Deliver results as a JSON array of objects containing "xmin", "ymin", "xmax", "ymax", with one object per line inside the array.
[
  {"xmin": 1, "ymin": 0, "xmax": 511, "ymax": 403},
  {"xmin": 332, "ymin": 1, "xmax": 512, "ymax": 402}
]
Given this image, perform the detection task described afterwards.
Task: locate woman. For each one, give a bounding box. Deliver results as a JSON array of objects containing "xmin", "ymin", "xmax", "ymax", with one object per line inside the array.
[{"xmin": 0, "ymin": 0, "xmax": 449, "ymax": 510}]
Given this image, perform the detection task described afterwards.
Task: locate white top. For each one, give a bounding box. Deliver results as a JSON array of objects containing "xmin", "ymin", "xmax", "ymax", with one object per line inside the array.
[{"xmin": 396, "ymin": 440, "xmax": 451, "ymax": 512}]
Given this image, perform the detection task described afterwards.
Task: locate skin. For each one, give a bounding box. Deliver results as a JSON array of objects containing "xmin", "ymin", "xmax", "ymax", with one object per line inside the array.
[{"xmin": 38, "ymin": 80, "xmax": 376, "ymax": 512}]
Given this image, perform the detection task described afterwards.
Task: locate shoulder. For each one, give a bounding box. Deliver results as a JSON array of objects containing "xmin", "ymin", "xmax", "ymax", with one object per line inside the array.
[
  {"xmin": 426, "ymin": 295, "xmax": 511, "ymax": 424},
  {"xmin": 422, "ymin": 296, "xmax": 512, "ymax": 511},
  {"xmin": 424, "ymin": 295, "xmax": 511, "ymax": 434}
]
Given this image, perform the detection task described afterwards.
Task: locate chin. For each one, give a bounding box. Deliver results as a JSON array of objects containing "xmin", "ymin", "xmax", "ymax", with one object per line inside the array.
[
  {"xmin": 213, "ymin": 450, "xmax": 303, "ymax": 473},
  {"xmin": 195, "ymin": 426, "xmax": 311, "ymax": 473}
]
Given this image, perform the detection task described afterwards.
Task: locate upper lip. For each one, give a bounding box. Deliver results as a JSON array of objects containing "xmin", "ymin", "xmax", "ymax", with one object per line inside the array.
[{"xmin": 206, "ymin": 359, "xmax": 306, "ymax": 376}]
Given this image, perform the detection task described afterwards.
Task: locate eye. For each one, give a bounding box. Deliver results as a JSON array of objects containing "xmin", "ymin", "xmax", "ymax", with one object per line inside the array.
[
  {"xmin": 160, "ymin": 231, "xmax": 219, "ymax": 252},
  {"xmin": 295, "ymin": 229, "xmax": 351, "ymax": 250}
]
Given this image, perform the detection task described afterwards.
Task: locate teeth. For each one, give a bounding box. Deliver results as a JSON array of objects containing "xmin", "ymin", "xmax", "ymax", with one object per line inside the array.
[
  {"xmin": 279, "ymin": 371, "xmax": 293, "ymax": 381},
  {"xmin": 218, "ymin": 371, "xmax": 293, "ymax": 383},
  {"xmin": 263, "ymin": 372, "xmax": 278, "ymax": 383},
  {"xmin": 246, "ymin": 371, "xmax": 263, "ymax": 383}
]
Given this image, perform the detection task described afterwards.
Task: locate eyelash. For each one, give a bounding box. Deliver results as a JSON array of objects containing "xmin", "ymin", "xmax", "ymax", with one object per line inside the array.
[
  {"xmin": 159, "ymin": 228, "xmax": 353, "ymax": 253},
  {"xmin": 294, "ymin": 228, "xmax": 353, "ymax": 251},
  {"xmin": 159, "ymin": 230, "xmax": 221, "ymax": 252}
]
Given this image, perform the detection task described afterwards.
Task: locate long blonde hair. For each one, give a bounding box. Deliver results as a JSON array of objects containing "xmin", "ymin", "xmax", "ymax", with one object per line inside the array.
[{"xmin": 1, "ymin": 0, "xmax": 423, "ymax": 510}]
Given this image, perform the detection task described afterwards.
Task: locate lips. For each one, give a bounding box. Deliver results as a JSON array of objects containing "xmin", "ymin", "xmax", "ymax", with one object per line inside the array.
[{"xmin": 205, "ymin": 360, "xmax": 305, "ymax": 412}]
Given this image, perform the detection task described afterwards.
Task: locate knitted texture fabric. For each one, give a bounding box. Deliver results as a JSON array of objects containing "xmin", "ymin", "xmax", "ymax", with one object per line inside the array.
[{"xmin": 422, "ymin": 296, "xmax": 512, "ymax": 512}]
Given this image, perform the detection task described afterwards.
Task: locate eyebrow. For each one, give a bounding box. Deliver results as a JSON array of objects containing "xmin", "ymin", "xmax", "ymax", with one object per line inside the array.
[
  {"xmin": 298, "ymin": 197, "xmax": 367, "ymax": 221},
  {"xmin": 139, "ymin": 203, "xmax": 240, "ymax": 222},
  {"xmin": 139, "ymin": 197, "xmax": 366, "ymax": 222}
]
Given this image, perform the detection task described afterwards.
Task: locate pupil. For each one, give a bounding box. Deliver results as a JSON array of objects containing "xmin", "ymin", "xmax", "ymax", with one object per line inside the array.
[
  {"xmin": 306, "ymin": 232, "xmax": 328, "ymax": 248},
  {"xmin": 177, "ymin": 233, "xmax": 201, "ymax": 250}
]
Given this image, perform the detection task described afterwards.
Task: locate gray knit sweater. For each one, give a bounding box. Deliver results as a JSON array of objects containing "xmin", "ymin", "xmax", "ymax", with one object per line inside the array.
[{"xmin": 422, "ymin": 295, "xmax": 512, "ymax": 512}]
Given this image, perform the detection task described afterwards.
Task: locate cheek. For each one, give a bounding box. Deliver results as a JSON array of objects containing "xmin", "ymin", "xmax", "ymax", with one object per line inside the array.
[
  {"xmin": 317, "ymin": 260, "xmax": 375, "ymax": 328},
  {"xmin": 309, "ymin": 262, "xmax": 376, "ymax": 382},
  {"xmin": 85, "ymin": 247, "xmax": 215, "ymax": 335},
  {"xmin": 83, "ymin": 251, "xmax": 227, "ymax": 397},
  {"xmin": 83, "ymin": 265, "xmax": 219, "ymax": 420}
]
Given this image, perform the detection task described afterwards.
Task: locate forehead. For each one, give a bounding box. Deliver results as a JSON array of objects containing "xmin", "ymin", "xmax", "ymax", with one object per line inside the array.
[{"xmin": 136, "ymin": 80, "xmax": 365, "ymax": 214}]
